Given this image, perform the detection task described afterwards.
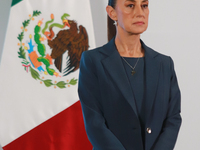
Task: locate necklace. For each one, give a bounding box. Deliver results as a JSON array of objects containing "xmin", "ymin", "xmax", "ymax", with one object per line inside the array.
[{"xmin": 121, "ymin": 57, "xmax": 140, "ymax": 75}]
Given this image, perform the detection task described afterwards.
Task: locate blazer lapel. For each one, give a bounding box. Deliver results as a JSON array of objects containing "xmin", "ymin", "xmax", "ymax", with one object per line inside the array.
[
  {"xmin": 99, "ymin": 39, "xmax": 161, "ymax": 121},
  {"xmin": 141, "ymin": 40, "xmax": 161, "ymax": 123},
  {"xmin": 100, "ymin": 39, "xmax": 139, "ymax": 118}
]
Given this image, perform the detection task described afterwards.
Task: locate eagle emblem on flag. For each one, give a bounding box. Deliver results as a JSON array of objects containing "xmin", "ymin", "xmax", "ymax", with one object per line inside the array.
[{"xmin": 17, "ymin": 10, "xmax": 89, "ymax": 89}]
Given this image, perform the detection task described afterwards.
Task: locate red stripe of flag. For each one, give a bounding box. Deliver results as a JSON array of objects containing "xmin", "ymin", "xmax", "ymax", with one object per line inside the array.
[{"xmin": 3, "ymin": 101, "xmax": 92, "ymax": 150}]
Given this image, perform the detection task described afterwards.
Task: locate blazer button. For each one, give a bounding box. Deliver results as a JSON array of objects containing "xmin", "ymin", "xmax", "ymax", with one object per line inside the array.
[{"xmin": 147, "ymin": 127, "xmax": 152, "ymax": 134}]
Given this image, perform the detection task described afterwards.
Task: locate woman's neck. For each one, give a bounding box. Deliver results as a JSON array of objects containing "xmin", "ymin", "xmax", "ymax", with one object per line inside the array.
[{"xmin": 115, "ymin": 29, "xmax": 144, "ymax": 58}]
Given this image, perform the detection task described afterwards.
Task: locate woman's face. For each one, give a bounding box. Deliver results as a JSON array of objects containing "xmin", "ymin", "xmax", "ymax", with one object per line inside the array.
[{"xmin": 114, "ymin": 0, "xmax": 149, "ymax": 35}]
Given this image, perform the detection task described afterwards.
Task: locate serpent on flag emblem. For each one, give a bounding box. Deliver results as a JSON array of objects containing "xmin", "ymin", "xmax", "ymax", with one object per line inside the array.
[{"xmin": 18, "ymin": 11, "xmax": 89, "ymax": 88}]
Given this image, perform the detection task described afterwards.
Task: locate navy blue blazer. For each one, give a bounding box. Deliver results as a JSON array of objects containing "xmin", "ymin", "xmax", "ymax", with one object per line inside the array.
[{"xmin": 78, "ymin": 38, "xmax": 182, "ymax": 150}]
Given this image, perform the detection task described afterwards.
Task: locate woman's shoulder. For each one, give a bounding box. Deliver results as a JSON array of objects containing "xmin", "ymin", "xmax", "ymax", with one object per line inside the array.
[
  {"xmin": 148, "ymin": 47, "xmax": 177, "ymax": 76},
  {"xmin": 143, "ymin": 43, "xmax": 174, "ymax": 71},
  {"xmin": 82, "ymin": 43, "xmax": 110, "ymax": 60},
  {"xmin": 83, "ymin": 46, "xmax": 102, "ymax": 56},
  {"xmin": 141, "ymin": 40, "xmax": 171, "ymax": 61},
  {"xmin": 145, "ymin": 44, "xmax": 172, "ymax": 63}
]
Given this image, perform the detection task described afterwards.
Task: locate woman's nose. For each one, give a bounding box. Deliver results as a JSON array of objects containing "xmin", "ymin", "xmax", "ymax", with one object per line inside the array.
[{"xmin": 135, "ymin": 5, "xmax": 144, "ymax": 18}]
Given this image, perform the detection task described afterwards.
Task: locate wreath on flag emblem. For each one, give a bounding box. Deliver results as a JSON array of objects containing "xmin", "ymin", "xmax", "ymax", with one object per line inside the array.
[{"xmin": 17, "ymin": 10, "xmax": 89, "ymax": 89}]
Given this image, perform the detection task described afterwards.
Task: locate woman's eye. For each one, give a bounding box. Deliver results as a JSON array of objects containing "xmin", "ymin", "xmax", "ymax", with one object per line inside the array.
[
  {"xmin": 142, "ymin": 4, "xmax": 148, "ymax": 8},
  {"xmin": 127, "ymin": 4, "xmax": 134, "ymax": 8}
]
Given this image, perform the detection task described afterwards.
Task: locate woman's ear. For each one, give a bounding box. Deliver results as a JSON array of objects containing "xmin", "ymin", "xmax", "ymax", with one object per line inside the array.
[{"xmin": 106, "ymin": 5, "xmax": 117, "ymax": 21}]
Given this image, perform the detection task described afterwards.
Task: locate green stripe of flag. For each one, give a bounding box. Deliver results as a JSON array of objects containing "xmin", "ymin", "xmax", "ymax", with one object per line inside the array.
[{"xmin": 11, "ymin": 0, "xmax": 23, "ymax": 7}]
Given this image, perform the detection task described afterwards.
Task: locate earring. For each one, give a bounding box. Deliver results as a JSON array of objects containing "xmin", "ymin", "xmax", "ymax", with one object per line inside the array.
[{"xmin": 113, "ymin": 20, "xmax": 117, "ymax": 26}]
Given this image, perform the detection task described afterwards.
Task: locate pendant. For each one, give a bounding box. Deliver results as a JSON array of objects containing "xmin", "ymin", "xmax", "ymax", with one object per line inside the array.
[{"xmin": 131, "ymin": 70, "xmax": 136, "ymax": 75}]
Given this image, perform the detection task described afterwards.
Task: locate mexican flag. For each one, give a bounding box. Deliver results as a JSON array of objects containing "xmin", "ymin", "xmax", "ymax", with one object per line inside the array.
[{"xmin": 0, "ymin": 0, "xmax": 95, "ymax": 149}]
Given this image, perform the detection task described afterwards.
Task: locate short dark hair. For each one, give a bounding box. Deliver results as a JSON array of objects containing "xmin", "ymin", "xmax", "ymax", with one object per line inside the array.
[
  {"xmin": 108, "ymin": 0, "xmax": 117, "ymax": 8},
  {"xmin": 108, "ymin": 0, "xmax": 117, "ymax": 41}
]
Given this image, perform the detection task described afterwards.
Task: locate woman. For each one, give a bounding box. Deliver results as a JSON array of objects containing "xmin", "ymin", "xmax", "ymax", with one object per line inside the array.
[{"xmin": 78, "ymin": 0, "xmax": 182, "ymax": 149}]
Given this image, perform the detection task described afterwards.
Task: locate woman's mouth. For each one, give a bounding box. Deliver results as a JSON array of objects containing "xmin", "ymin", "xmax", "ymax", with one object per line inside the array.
[{"xmin": 133, "ymin": 22, "xmax": 144, "ymax": 25}]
